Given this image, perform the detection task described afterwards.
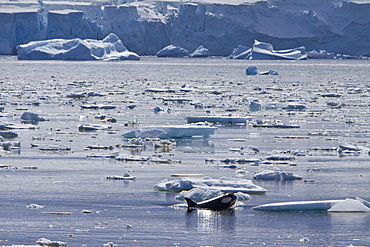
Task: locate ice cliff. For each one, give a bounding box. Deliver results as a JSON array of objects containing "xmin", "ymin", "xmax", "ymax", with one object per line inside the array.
[{"xmin": 1, "ymin": 0, "xmax": 370, "ymax": 56}]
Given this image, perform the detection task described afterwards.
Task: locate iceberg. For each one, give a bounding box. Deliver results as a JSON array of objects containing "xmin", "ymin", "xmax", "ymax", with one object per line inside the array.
[
  {"xmin": 156, "ymin": 45, "xmax": 188, "ymax": 58},
  {"xmin": 154, "ymin": 176, "xmax": 267, "ymax": 194},
  {"xmin": 17, "ymin": 33, "xmax": 140, "ymax": 61},
  {"xmin": 189, "ymin": 45, "xmax": 210, "ymax": 58},
  {"xmin": 122, "ymin": 124, "xmax": 216, "ymax": 139},
  {"xmin": 249, "ymin": 40, "xmax": 307, "ymax": 60}
]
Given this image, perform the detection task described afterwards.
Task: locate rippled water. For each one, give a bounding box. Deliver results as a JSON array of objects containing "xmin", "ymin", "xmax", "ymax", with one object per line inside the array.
[{"xmin": 1, "ymin": 56, "xmax": 370, "ymax": 246}]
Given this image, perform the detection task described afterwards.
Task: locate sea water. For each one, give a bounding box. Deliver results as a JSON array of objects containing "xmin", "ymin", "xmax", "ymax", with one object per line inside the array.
[{"xmin": 1, "ymin": 56, "xmax": 370, "ymax": 246}]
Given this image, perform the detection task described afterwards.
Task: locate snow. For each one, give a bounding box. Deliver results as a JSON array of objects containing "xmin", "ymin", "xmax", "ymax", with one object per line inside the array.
[
  {"xmin": 122, "ymin": 124, "xmax": 217, "ymax": 139},
  {"xmin": 17, "ymin": 33, "xmax": 140, "ymax": 60},
  {"xmin": 154, "ymin": 176, "xmax": 267, "ymax": 194}
]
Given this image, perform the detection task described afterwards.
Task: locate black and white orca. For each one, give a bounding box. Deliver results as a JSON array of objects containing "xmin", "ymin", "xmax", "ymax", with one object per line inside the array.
[{"xmin": 185, "ymin": 193, "xmax": 237, "ymax": 210}]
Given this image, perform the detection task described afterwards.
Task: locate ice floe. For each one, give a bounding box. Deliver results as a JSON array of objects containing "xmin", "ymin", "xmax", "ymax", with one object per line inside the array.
[
  {"xmin": 36, "ymin": 238, "xmax": 67, "ymax": 246},
  {"xmin": 154, "ymin": 176, "xmax": 266, "ymax": 194},
  {"xmin": 78, "ymin": 123, "xmax": 112, "ymax": 131},
  {"xmin": 253, "ymin": 197, "xmax": 370, "ymax": 212},
  {"xmin": 122, "ymin": 124, "xmax": 216, "ymax": 139},
  {"xmin": 185, "ymin": 115, "xmax": 251, "ymax": 125},
  {"xmin": 17, "ymin": 33, "xmax": 140, "ymax": 61}
]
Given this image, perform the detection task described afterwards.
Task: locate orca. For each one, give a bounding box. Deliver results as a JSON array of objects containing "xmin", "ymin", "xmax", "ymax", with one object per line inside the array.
[{"xmin": 185, "ymin": 193, "xmax": 237, "ymax": 210}]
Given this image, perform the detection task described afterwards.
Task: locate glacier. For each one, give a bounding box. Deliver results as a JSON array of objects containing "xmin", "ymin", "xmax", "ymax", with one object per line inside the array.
[{"xmin": 1, "ymin": 0, "xmax": 370, "ymax": 57}]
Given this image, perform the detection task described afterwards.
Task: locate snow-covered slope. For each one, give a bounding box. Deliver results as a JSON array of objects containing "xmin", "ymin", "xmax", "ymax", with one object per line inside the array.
[{"xmin": 1, "ymin": 0, "xmax": 370, "ymax": 56}]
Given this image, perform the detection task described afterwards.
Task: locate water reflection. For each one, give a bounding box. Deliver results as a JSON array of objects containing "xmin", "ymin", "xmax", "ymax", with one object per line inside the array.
[
  {"xmin": 186, "ymin": 209, "xmax": 236, "ymax": 233},
  {"xmin": 176, "ymin": 139, "xmax": 215, "ymax": 154}
]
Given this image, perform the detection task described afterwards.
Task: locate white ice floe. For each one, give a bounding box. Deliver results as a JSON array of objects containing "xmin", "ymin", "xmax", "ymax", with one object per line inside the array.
[
  {"xmin": 154, "ymin": 176, "xmax": 266, "ymax": 194},
  {"xmin": 253, "ymin": 170, "xmax": 302, "ymax": 180},
  {"xmin": 20, "ymin": 112, "xmax": 47, "ymax": 122},
  {"xmin": 189, "ymin": 45, "xmax": 210, "ymax": 58},
  {"xmin": 156, "ymin": 45, "xmax": 188, "ymax": 58},
  {"xmin": 17, "ymin": 33, "xmax": 140, "ymax": 61},
  {"xmin": 253, "ymin": 197, "xmax": 370, "ymax": 212},
  {"xmin": 122, "ymin": 124, "xmax": 216, "ymax": 139}
]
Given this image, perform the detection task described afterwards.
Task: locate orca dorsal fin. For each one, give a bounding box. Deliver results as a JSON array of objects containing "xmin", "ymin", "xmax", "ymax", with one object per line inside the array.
[{"xmin": 185, "ymin": 198, "xmax": 197, "ymax": 208}]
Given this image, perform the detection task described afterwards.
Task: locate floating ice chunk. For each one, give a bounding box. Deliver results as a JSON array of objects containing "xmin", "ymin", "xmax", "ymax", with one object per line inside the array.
[
  {"xmin": 0, "ymin": 131, "xmax": 18, "ymax": 138},
  {"xmin": 66, "ymin": 91, "xmax": 105, "ymax": 98},
  {"xmin": 17, "ymin": 33, "xmax": 140, "ymax": 61},
  {"xmin": 246, "ymin": 66, "xmax": 259, "ymax": 75},
  {"xmin": 282, "ymin": 103, "xmax": 307, "ymax": 110},
  {"xmin": 78, "ymin": 123, "xmax": 112, "ymax": 131},
  {"xmin": 156, "ymin": 45, "xmax": 188, "ymax": 58},
  {"xmin": 81, "ymin": 104, "xmax": 116, "ymax": 109},
  {"xmin": 185, "ymin": 115, "xmax": 251, "ymax": 124},
  {"xmin": 252, "ymin": 200, "xmax": 344, "ymax": 211},
  {"xmin": 246, "ymin": 66, "xmax": 278, "ymax": 75},
  {"xmin": 154, "ymin": 176, "xmax": 266, "ymax": 194},
  {"xmin": 26, "ymin": 204, "xmax": 44, "ymax": 209},
  {"xmin": 20, "ymin": 112, "xmax": 47, "ymax": 122},
  {"xmin": 328, "ymin": 198, "xmax": 370, "ymax": 213},
  {"xmin": 339, "ymin": 143, "xmax": 362, "ymax": 152},
  {"xmin": 106, "ymin": 172, "xmax": 136, "ymax": 180},
  {"xmin": 189, "ymin": 45, "xmax": 210, "ymax": 58},
  {"xmin": 253, "ymin": 170, "xmax": 302, "ymax": 180},
  {"xmin": 36, "ymin": 237, "xmax": 67, "ymax": 246},
  {"xmin": 122, "ymin": 125, "xmax": 216, "ymax": 139},
  {"xmin": 249, "ymin": 101, "xmax": 262, "ymax": 111},
  {"xmin": 307, "ymin": 50, "xmax": 335, "ymax": 59},
  {"xmin": 5, "ymin": 124, "xmax": 39, "ymax": 129}
]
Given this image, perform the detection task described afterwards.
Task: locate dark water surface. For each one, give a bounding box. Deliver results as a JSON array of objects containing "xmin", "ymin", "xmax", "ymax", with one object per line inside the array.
[{"xmin": 1, "ymin": 56, "xmax": 370, "ymax": 246}]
